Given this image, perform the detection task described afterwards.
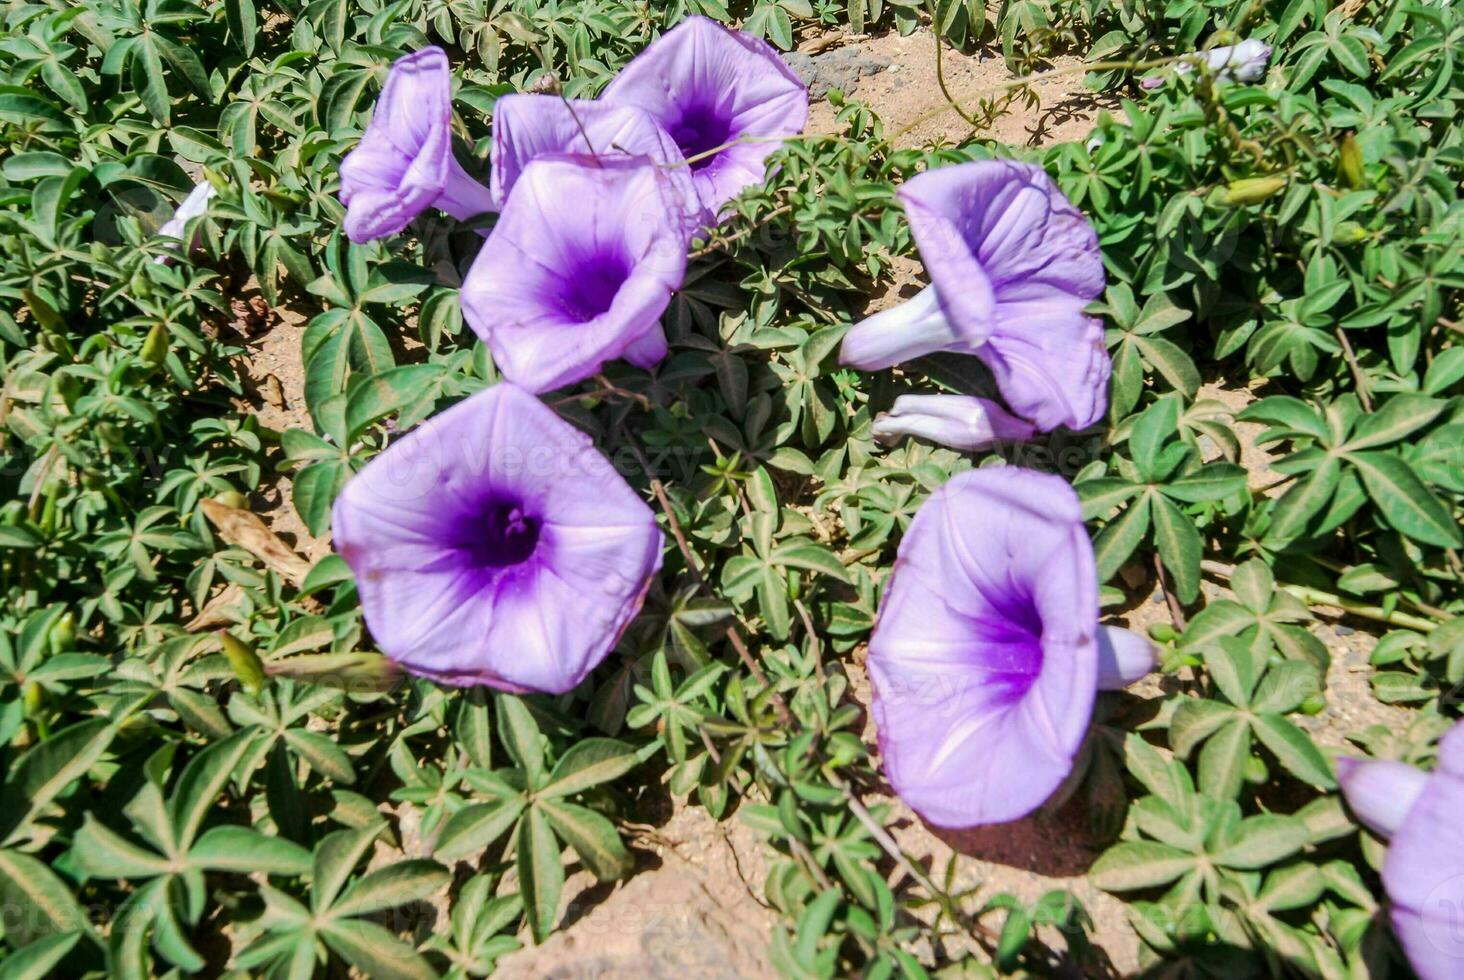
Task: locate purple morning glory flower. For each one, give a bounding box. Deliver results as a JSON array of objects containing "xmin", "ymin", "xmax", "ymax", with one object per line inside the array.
[
  {"xmin": 840, "ymin": 160, "xmax": 1109, "ymax": 433},
  {"xmin": 866, "ymin": 467, "xmax": 1152, "ymax": 827},
  {"xmin": 460, "ymin": 153, "xmax": 689, "ymax": 393},
  {"xmin": 601, "ymin": 15, "xmax": 808, "ymax": 220},
  {"xmin": 1338, "ymin": 723, "xmax": 1464, "ymax": 979},
  {"xmin": 338, "ymin": 47, "xmax": 495, "ymax": 243},
  {"xmin": 489, "ymin": 95, "xmax": 695, "ymax": 219},
  {"xmin": 871, "ymin": 394, "xmax": 1035, "ymax": 452},
  {"xmin": 331, "ymin": 382, "xmax": 663, "ymax": 694}
]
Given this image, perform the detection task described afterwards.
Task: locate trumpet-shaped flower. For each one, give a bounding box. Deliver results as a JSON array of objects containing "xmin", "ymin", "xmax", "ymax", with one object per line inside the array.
[
  {"xmin": 460, "ymin": 154, "xmax": 690, "ymax": 393},
  {"xmin": 153, "ymin": 180, "xmax": 215, "ymax": 264},
  {"xmin": 331, "ymin": 383, "xmax": 663, "ymax": 694},
  {"xmin": 338, "ymin": 47, "xmax": 495, "ymax": 243},
  {"xmin": 866, "ymin": 468, "xmax": 1152, "ymax": 827},
  {"xmin": 489, "ymin": 95, "xmax": 694, "ymax": 218},
  {"xmin": 601, "ymin": 15, "xmax": 808, "ymax": 219},
  {"xmin": 871, "ymin": 394, "xmax": 1035, "ymax": 452},
  {"xmin": 840, "ymin": 160, "xmax": 1108, "ymax": 432},
  {"xmin": 1338, "ymin": 723, "xmax": 1464, "ymax": 979}
]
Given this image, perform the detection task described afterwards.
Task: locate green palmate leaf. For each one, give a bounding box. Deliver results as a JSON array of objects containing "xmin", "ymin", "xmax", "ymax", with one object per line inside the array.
[
  {"xmin": 1169, "ymin": 698, "xmax": 1237, "ymax": 757},
  {"xmin": 312, "ymin": 825, "xmax": 386, "ymax": 914},
  {"xmin": 330, "ymin": 860, "xmax": 450, "ymax": 919},
  {"xmin": 1150, "ymin": 494, "xmax": 1201, "ymax": 603},
  {"xmin": 1252, "ymin": 715, "xmax": 1334, "ymax": 788},
  {"xmin": 1197, "ymin": 718, "xmax": 1251, "ymax": 800},
  {"xmin": 0, "ymin": 931, "xmax": 83, "ymax": 980},
  {"xmin": 1347, "ymin": 451, "xmax": 1463, "ymax": 547},
  {"xmin": 1212, "ymin": 815, "xmax": 1309, "ymax": 868},
  {"xmin": 518, "ymin": 806, "xmax": 565, "ymax": 945},
  {"xmin": 190, "ymin": 826, "xmax": 312, "ymax": 875},
  {"xmin": 0, "ymin": 718, "xmax": 114, "ymax": 845},
  {"xmin": 1130, "ymin": 397, "xmax": 1181, "ymax": 479},
  {"xmin": 436, "ymin": 799, "xmax": 527, "ymax": 864},
  {"xmin": 1093, "ymin": 494, "xmax": 1151, "ymax": 582},
  {"xmin": 1267, "ymin": 455, "xmax": 1342, "ymax": 542},
  {"xmin": 320, "ymin": 918, "xmax": 439, "ymax": 980},
  {"xmin": 542, "ymin": 738, "xmax": 641, "ymax": 798},
  {"xmin": 539, "ymin": 798, "xmax": 634, "ymax": 882},
  {"xmin": 1343, "ymin": 394, "xmax": 1444, "ymax": 451},
  {"xmin": 1090, "ymin": 842, "xmax": 1194, "ymax": 891},
  {"xmin": 0, "ymin": 850, "xmax": 93, "ymax": 946},
  {"xmin": 167, "ymin": 727, "xmax": 258, "ymax": 851},
  {"xmin": 496, "ymin": 694, "xmax": 546, "ymax": 785}
]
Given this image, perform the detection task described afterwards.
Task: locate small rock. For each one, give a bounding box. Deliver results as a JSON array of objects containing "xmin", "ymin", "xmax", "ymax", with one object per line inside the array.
[
  {"xmin": 1336, "ymin": 625, "xmax": 1356, "ymax": 636},
  {"xmin": 783, "ymin": 47, "xmax": 890, "ymax": 100}
]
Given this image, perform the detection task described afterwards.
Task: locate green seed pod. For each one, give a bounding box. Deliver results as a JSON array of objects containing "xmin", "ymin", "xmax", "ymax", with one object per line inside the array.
[
  {"xmin": 48, "ymin": 611, "xmax": 76, "ymax": 655},
  {"xmin": 1300, "ymin": 692, "xmax": 1327, "ymax": 716},
  {"xmin": 130, "ymin": 270, "xmax": 151, "ymax": 299},
  {"xmin": 1244, "ymin": 754, "xmax": 1270, "ymax": 785},
  {"xmin": 1339, "ymin": 133, "xmax": 1365, "ymax": 189},
  {"xmin": 1333, "ymin": 221, "xmax": 1368, "ymax": 244},
  {"xmin": 1221, "ymin": 175, "xmax": 1287, "ymax": 206},
  {"xmin": 212, "ymin": 491, "xmax": 249, "ymax": 510},
  {"xmin": 1148, "ymin": 623, "xmax": 1179, "ymax": 643},
  {"xmin": 141, "ymin": 322, "xmax": 170, "ymax": 367},
  {"xmin": 23, "ymin": 682, "xmax": 44, "ymax": 717},
  {"xmin": 220, "ymin": 632, "xmax": 267, "ymax": 694}
]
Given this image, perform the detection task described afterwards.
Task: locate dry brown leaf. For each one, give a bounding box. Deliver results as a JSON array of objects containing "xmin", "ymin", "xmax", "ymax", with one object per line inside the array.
[
  {"xmin": 200, "ymin": 498, "xmax": 312, "ymax": 587},
  {"xmin": 185, "ymin": 583, "xmax": 247, "ymax": 631}
]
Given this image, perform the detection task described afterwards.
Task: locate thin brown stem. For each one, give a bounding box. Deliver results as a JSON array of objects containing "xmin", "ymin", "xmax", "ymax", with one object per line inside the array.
[
  {"xmin": 1153, "ymin": 552, "xmax": 1188, "ymax": 631},
  {"xmin": 1334, "ymin": 326, "xmax": 1373, "ymax": 411},
  {"xmin": 689, "ymin": 203, "xmax": 794, "ymax": 259}
]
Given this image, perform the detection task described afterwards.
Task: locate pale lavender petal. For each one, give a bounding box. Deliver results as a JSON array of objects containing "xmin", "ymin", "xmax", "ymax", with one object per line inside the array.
[
  {"xmin": 330, "ymin": 382, "xmax": 662, "ymax": 694},
  {"xmin": 1175, "ymin": 39, "xmax": 1273, "ymax": 83},
  {"xmin": 867, "ymin": 468, "xmax": 1098, "ymax": 827},
  {"xmin": 489, "ymin": 95, "xmax": 695, "ymax": 224},
  {"xmin": 153, "ymin": 181, "xmax": 216, "ymax": 264},
  {"xmin": 1337, "ymin": 758, "xmax": 1428, "ymax": 838},
  {"xmin": 460, "ymin": 154, "xmax": 689, "ymax": 393},
  {"xmin": 978, "ymin": 312, "xmax": 1110, "ymax": 432},
  {"xmin": 840, "ymin": 285, "xmax": 977, "ymax": 371},
  {"xmin": 338, "ymin": 47, "xmax": 494, "ymax": 242},
  {"xmin": 601, "ymin": 16, "xmax": 808, "ymax": 217},
  {"xmin": 1381, "ymin": 723, "xmax": 1464, "ymax": 979},
  {"xmin": 1095, "ymin": 626, "xmax": 1157, "ymax": 689},
  {"xmin": 870, "ymin": 393, "xmax": 1035, "ymax": 452}
]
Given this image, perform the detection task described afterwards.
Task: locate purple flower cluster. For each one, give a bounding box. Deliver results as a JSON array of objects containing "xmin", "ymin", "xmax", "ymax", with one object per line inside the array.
[
  {"xmin": 331, "ymin": 18, "xmax": 1148, "ymax": 855},
  {"xmin": 339, "ymin": 18, "xmax": 807, "ymax": 392},
  {"xmin": 330, "ymin": 20, "xmax": 807, "ymax": 692}
]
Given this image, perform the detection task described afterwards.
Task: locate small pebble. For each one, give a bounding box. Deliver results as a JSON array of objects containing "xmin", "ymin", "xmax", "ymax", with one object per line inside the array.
[{"xmin": 1336, "ymin": 625, "xmax": 1356, "ymax": 636}]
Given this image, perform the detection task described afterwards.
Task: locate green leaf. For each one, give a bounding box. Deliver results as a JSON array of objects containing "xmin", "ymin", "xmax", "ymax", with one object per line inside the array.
[
  {"xmin": 1197, "ymin": 718, "xmax": 1250, "ymax": 800},
  {"xmin": 1093, "ymin": 494, "xmax": 1151, "ymax": 582},
  {"xmin": 311, "ymin": 825, "xmax": 385, "ymax": 914},
  {"xmin": 167, "ymin": 727, "xmax": 258, "ymax": 851},
  {"xmin": 1252, "ymin": 715, "xmax": 1334, "ymax": 788},
  {"xmin": 191, "ymin": 826, "xmax": 312, "ymax": 876},
  {"xmin": 539, "ymin": 799, "xmax": 634, "ymax": 882},
  {"xmin": 542, "ymin": 739, "xmax": 640, "ymax": 799},
  {"xmin": 320, "ymin": 918, "xmax": 439, "ymax": 980},
  {"xmin": 435, "ymin": 797, "xmax": 526, "ymax": 865},
  {"xmin": 1169, "ymin": 698, "xmax": 1237, "ymax": 758},
  {"xmin": 1344, "ymin": 394, "xmax": 1444, "ymax": 451},
  {"xmin": 517, "ymin": 806, "xmax": 565, "ymax": 945},
  {"xmin": 0, "ymin": 718, "xmax": 115, "ymax": 846},
  {"xmin": 1090, "ymin": 842, "xmax": 1194, "ymax": 891},
  {"xmin": 1212, "ymin": 815, "xmax": 1308, "ymax": 868},
  {"xmin": 496, "ymin": 695, "xmax": 546, "ymax": 785},
  {"xmin": 0, "ymin": 931, "xmax": 83, "ymax": 980},
  {"xmin": 1347, "ymin": 451, "xmax": 1463, "ymax": 547},
  {"xmin": 1151, "ymin": 494, "xmax": 1201, "ymax": 604},
  {"xmin": 1130, "ymin": 396, "xmax": 1181, "ymax": 479},
  {"xmin": 72, "ymin": 815, "xmax": 172, "ymax": 878},
  {"xmin": 769, "ymin": 542, "xmax": 851, "ymax": 583},
  {"xmin": 0, "ymin": 850, "xmax": 93, "ymax": 945},
  {"xmin": 331, "ymin": 860, "xmax": 450, "ymax": 919}
]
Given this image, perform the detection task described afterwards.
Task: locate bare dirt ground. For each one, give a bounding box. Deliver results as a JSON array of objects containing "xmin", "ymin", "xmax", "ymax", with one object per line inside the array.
[{"xmin": 222, "ymin": 24, "xmax": 1395, "ymax": 978}]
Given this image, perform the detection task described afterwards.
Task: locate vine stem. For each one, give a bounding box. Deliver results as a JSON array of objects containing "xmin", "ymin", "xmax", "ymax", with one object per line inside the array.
[
  {"xmin": 1201, "ymin": 559, "xmax": 1444, "ymax": 632},
  {"xmin": 1153, "ymin": 552, "xmax": 1188, "ymax": 631}
]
